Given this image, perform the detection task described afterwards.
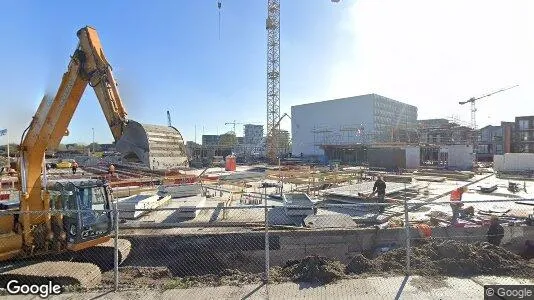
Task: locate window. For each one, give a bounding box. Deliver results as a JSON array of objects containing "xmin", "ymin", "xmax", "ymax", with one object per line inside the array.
[
  {"xmin": 495, "ymin": 144, "xmax": 503, "ymax": 154},
  {"xmin": 523, "ymin": 132, "xmax": 529, "ymax": 141},
  {"xmin": 519, "ymin": 120, "xmax": 529, "ymax": 130}
]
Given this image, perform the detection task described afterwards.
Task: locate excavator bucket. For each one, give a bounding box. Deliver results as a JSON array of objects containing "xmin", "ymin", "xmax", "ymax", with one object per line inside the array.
[{"xmin": 115, "ymin": 120, "xmax": 189, "ymax": 170}]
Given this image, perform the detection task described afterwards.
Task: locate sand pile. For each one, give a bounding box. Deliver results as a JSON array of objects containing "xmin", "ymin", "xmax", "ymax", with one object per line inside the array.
[{"xmin": 347, "ymin": 240, "xmax": 534, "ymax": 277}]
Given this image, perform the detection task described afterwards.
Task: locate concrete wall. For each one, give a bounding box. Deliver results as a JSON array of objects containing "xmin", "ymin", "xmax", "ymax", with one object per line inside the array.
[
  {"xmin": 269, "ymin": 226, "xmax": 534, "ymax": 265},
  {"xmin": 291, "ymin": 95, "xmax": 375, "ymax": 156},
  {"xmin": 405, "ymin": 146, "xmax": 420, "ymax": 169},
  {"xmin": 494, "ymin": 153, "xmax": 534, "ymax": 172},
  {"xmin": 121, "ymin": 226, "xmax": 534, "ymax": 274},
  {"xmin": 367, "ymin": 146, "xmax": 420, "ymax": 170},
  {"xmin": 368, "ymin": 147, "xmax": 406, "ymax": 169},
  {"xmin": 441, "ymin": 145, "xmax": 473, "ymax": 170}
]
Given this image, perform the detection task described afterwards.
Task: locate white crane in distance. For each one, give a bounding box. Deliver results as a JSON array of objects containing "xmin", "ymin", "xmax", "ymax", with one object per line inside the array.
[
  {"xmin": 459, "ymin": 84, "xmax": 519, "ymax": 167},
  {"xmin": 459, "ymin": 85, "xmax": 519, "ymax": 131}
]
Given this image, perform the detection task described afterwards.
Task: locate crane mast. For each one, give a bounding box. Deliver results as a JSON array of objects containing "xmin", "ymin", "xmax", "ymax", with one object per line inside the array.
[{"xmin": 266, "ymin": 0, "xmax": 281, "ymax": 164}]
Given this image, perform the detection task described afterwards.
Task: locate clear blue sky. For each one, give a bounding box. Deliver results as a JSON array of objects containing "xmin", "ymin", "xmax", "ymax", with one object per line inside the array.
[{"xmin": 0, "ymin": 0, "xmax": 347, "ymax": 144}]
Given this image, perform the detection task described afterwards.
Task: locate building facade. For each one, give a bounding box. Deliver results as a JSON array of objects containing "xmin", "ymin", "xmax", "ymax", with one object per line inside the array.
[
  {"xmin": 514, "ymin": 116, "xmax": 534, "ymax": 153},
  {"xmin": 291, "ymin": 94, "xmax": 418, "ymax": 156},
  {"xmin": 477, "ymin": 125, "xmax": 504, "ymax": 161},
  {"xmin": 244, "ymin": 124, "xmax": 264, "ymax": 145},
  {"xmin": 418, "ymin": 119, "xmax": 473, "ymax": 145},
  {"xmin": 202, "ymin": 135, "xmax": 220, "ymax": 146},
  {"xmin": 274, "ymin": 129, "xmax": 290, "ymax": 155}
]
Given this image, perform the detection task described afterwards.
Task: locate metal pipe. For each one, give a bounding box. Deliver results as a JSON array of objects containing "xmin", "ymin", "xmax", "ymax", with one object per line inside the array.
[
  {"xmin": 114, "ymin": 203, "xmax": 119, "ymax": 291},
  {"xmin": 404, "ymin": 183, "xmax": 411, "ymax": 275},
  {"xmin": 264, "ymin": 187, "xmax": 270, "ymax": 283}
]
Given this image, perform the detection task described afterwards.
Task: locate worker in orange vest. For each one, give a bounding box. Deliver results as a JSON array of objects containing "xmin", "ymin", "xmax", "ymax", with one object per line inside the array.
[
  {"xmin": 450, "ymin": 186, "xmax": 467, "ymax": 225},
  {"xmin": 71, "ymin": 161, "xmax": 78, "ymax": 174}
]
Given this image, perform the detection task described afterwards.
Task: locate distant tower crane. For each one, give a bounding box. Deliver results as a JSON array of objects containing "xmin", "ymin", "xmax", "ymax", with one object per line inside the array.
[
  {"xmin": 459, "ymin": 85, "xmax": 518, "ymax": 131},
  {"xmin": 265, "ymin": 0, "xmax": 341, "ymax": 164},
  {"xmin": 459, "ymin": 84, "xmax": 518, "ymax": 166},
  {"xmin": 225, "ymin": 120, "xmax": 244, "ymax": 135}
]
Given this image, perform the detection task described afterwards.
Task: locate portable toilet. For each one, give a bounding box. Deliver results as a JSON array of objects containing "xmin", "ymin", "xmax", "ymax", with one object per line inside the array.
[{"xmin": 225, "ymin": 155, "xmax": 236, "ymax": 171}]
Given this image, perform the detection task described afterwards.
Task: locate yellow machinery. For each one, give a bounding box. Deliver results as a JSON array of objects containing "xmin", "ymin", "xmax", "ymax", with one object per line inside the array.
[{"xmin": 0, "ymin": 26, "xmax": 145, "ymax": 261}]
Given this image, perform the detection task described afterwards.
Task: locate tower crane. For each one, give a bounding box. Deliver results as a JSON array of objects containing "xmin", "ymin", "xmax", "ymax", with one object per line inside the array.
[
  {"xmin": 217, "ymin": 0, "xmax": 341, "ymax": 163},
  {"xmin": 265, "ymin": 0, "xmax": 341, "ymax": 164},
  {"xmin": 459, "ymin": 84, "xmax": 518, "ymax": 131},
  {"xmin": 459, "ymin": 84, "xmax": 518, "ymax": 166},
  {"xmin": 225, "ymin": 120, "xmax": 244, "ymax": 135}
]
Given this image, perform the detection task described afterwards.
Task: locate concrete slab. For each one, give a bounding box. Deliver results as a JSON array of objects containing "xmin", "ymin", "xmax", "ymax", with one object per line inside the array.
[
  {"xmin": 117, "ymin": 194, "xmax": 171, "ymax": 219},
  {"xmin": 130, "ymin": 196, "xmax": 207, "ymax": 223},
  {"xmin": 158, "ymin": 184, "xmax": 201, "ymax": 198},
  {"xmin": 283, "ymin": 193, "xmax": 314, "ymax": 216},
  {"xmin": 322, "ymin": 182, "xmax": 413, "ymax": 200}
]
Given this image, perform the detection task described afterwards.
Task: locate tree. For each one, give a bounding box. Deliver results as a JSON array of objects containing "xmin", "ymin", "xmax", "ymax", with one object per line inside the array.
[
  {"xmin": 87, "ymin": 143, "xmax": 102, "ymax": 152},
  {"xmin": 219, "ymin": 132, "xmax": 237, "ymax": 147}
]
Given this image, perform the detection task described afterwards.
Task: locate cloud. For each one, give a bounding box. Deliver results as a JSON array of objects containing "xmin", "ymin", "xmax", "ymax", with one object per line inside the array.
[{"xmin": 327, "ymin": 0, "xmax": 534, "ymax": 127}]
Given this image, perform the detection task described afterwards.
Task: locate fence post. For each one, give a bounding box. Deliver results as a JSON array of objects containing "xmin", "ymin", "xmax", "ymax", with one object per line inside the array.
[
  {"xmin": 264, "ymin": 187, "xmax": 270, "ymax": 283},
  {"xmin": 403, "ymin": 183, "xmax": 411, "ymax": 275},
  {"xmin": 114, "ymin": 204, "xmax": 119, "ymax": 291}
]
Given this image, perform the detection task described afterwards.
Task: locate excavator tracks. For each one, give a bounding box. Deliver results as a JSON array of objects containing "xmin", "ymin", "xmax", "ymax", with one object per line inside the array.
[{"xmin": 0, "ymin": 239, "xmax": 131, "ymax": 289}]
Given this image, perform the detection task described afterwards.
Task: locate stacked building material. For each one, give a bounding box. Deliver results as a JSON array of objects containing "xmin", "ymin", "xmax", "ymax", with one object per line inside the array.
[
  {"xmin": 157, "ymin": 184, "xmax": 201, "ymax": 198},
  {"xmin": 117, "ymin": 194, "xmax": 171, "ymax": 219}
]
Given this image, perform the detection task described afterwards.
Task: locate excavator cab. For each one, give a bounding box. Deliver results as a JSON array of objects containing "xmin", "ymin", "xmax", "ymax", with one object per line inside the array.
[{"xmin": 49, "ymin": 179, "xmax": 113, "ymax": 248}]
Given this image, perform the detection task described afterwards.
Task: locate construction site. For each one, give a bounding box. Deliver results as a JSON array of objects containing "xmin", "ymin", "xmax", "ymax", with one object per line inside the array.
[{"xmin": 1, "ymin": 1, "xmax": 534, "ymax": 299}]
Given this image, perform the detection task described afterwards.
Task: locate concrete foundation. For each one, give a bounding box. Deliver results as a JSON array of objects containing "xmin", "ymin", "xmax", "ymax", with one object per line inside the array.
[{"xmin": 119, "ymin": 225, "xmax": 534, "ymax": 275}]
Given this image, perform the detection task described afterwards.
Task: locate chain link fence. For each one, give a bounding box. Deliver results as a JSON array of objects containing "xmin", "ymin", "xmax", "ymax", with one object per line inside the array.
[{"xmin": 1, "ymin": 186, "xmax": 533, "ymax": 298}]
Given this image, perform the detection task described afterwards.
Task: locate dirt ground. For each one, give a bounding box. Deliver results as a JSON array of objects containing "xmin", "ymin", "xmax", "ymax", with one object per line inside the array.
[
  {"xmin": 346, "ymin": 240, "xmax": 534, "ymax": 278},
  {"xmin": 101, "ymin": 267, "xmax": 264, "ymax": 290},
  {"xmin": 93, "ymin": 241, "xmax": 534, "ymax": 290}
]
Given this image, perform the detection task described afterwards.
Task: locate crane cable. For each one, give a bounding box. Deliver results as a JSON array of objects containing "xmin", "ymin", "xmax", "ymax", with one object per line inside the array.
[{"xmin": 218, "ymin": 1, "xmax": 222, "ymax": 40}]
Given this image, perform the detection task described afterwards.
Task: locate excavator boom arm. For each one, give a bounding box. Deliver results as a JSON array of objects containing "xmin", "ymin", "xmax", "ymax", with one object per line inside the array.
[
  {"xmin": 17, "ymin": 26, "xmax": 130, "ymax": 248},
  {"xmin": 77, "ymin": 27, "xmax": 128, "ymax": 142}
]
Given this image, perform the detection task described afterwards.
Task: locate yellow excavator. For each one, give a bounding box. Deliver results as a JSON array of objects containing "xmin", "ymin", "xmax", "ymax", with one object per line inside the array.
[{"xmin": 0, "ymin": 26, "xmax": 160, "ymax": 264}]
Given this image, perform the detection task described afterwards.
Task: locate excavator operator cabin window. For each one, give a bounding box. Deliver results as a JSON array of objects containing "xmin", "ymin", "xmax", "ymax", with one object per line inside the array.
[{"xmin": 92, "ymin": 187, "xmax": 106, "ymax": 205}]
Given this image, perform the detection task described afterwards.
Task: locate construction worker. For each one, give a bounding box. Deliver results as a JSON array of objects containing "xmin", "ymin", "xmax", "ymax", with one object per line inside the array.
[
  {"xmin": 369, "ymin": 176, "xmax": 387, "ymax": 213},
  {"xmin": 450, "ymin": 186, "xmax": 467, "ymax": 225},
  {"xmin": 71, "ymin": 161, "xmax": 78, "ymax": 174},
  {"xmin": 487, "ymin": 216, "xmax": 504, "ymax": 246},
  {"xmin": 108, "ymin": 164, "xmax": 115, "ymax": 177}
]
